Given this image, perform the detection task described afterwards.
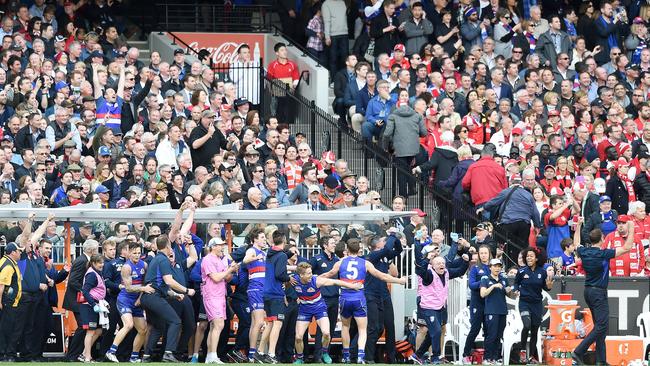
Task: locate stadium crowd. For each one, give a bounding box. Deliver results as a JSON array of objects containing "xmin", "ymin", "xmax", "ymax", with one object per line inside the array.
[{"xmin": 0, "ymin": 0, "xmax": 648, "ymax": 364}]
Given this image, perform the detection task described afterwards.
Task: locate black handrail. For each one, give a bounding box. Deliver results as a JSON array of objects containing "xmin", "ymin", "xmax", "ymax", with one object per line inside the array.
[
  {"xmin": 155, "ymin": 2, "xmax": 273, "ymax": 33},
  {"xmin": 166, "ymin": 31, "xmax": 202, "ymax": 58},
  {"xmin": 271, "ymin": 25, "xmax": 326, "ymax": 70}
]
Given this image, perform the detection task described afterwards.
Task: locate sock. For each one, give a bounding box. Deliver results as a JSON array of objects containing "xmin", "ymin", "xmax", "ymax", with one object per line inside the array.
[
  {"xmin": 130, "ymin": 352, "xmax": 139, "ymax": 359},
  {"xmin": 358, "ymin": 349, "xmax": 366, "ymax": 361},
  {"xmin": 192, "ymin": 353, "xmax": 199, "ymax": 358},
  {"xmin": 343, "ymin": 348, "xmax": 350, "ymax": 360},
  {"xmin": 269, "ymin": 353, "xmax": 275, "ymax": 358},
  {"xmin": 108, "ymin": 344, "xmax": 118, "ymax": 353},
  {"xmin": 322, "ymin": 347, "xmax": 329, "ymax": 355},
  {"xmin": 296, "ymin": 353, "xmax": 304, "ymax": 359},
  {"xmin": 249, "ymin": 348, "xmax": 256, "ymax": 358}
]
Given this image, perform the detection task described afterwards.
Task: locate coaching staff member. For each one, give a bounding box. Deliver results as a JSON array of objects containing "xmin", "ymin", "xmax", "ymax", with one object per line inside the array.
[
  {"xmin": 572, "ymin": 217, "xmax": 635, "ymax": 366},
  {"xmin": 141, "ymin": 234, "xmax": 196, "ymax": 362}
]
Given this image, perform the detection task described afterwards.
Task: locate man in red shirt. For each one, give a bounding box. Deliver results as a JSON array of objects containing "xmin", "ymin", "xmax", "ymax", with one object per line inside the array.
[
  {"xmin": 389, "ymin": 44, "xmax": 410, "ymax": 70},
  {"xmin": 267, "ymin": 42, "xmax": 300, "ymax": 124},
  {"xmin": 462, "ymin": 144, "xmax": 507, "ymax": 217},
  {"xmin": 602, "ymin": 215, "xmax": 646, "ymax": 276}
]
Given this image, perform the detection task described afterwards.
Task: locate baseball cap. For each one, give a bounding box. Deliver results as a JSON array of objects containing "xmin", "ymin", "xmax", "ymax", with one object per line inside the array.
[
  {"xmin": 599, "ymin": 195, "xmax": 612, "ymax": 203},
  {"xmin": 218, "ymin": 162, "xmax": 233, "ymax": 172},
  {"xmin": 220, "ymin": 104, "xmax": 232, "ymax": 112},
  {"xmin": 173, "ymin": 48, "xmax": 185, "ymax": 55},
  {"xmin": 54, "ymin": 35, "xmax": 66, "ymax": 43},
  {"xmin": 98, "ymin": 146, "xmax": 111, "ymax": 156},
  {"xmin": 616, "ymin": 215, "xmax": 631, "ymax": 223},
  {"xmin": 208, "ymin": 237, "xmax": 226, "ymax": 247},
  {"xmin": 544, "ymin": 164, "xmax": 556, "ymax": 172},
  {"xmin": 2, "ymin": 135, "xmax": 14, "ymax": 143},
  {"xmin": 613, "ymin": 157, "xmax": 629, "ymax": 170},
  {"xmin": 82, "ymin": 95, "xmax": 95, "ymax": 103},
  {"xmin": 489, "ymin": 258, "xmax": 503, "ymax": 266},
  {"xmin": 89, "ymin": 50, "xmax": 103, "ymax": 59},
  {"xmin": 5, "ymin": 242, "xmax": 22, "ymax": 255},
  {"xmin": 95, "ymin": 185, "xmax": 109, "ymax": 194},
  {"xmin": 474, "ymin": 222, "xmax": 489, "ymax": 231},
  {"xmin": 633, "ymin": 16, "xmax": 646, "ymax": 25},
  {"xmin": 505, "ymin": 159, "xmax": 518, "ymax": 169},
  {"xmin": 66, "ymin": 183, "xmax": 81, "ymax": 192},
  {"xmin": 81, "ymin": 221, "xmax": 93, "ymax": 228},
  {"xmin": 548, "ymin": 110, "xmax": 560, "ymax": 117},
  {"xmin": 114, "ymin": 52, "xmax": 126, "ymax": 59},
  {"xmin": 321, "ymin": 151, "xmax": 336, "ymax": 164},
  {"xmin": 324, "ymin": 175, "xmax": 338, "ymax": 189},
  {"xmin": 55, "ymin": 81, "xmax": 69, "ymax": 92},
  {"xmin": 308, "ymin": 185, "xmax": 321, "ymax": 194},
  {"xmin": 512, "ymin": 127, "xmax": 523, "ymax": 136},
  {"xmin": 394, "ymin": 44, "xmax": 405, "ymax": 52},
  {"xmin": 591, "ymin": 98, "xmax": 603, "ymax": 107},
  {"xmin": 234, "ymin": 98, "xmax": 249, "ymax": 107},
  {"xmin": 412, "ymin": 208, "xmax": 427, "ymax": 217},
  {"xmin": 111, "ymin": 127, "xmax": 123, "ymax": 136}
]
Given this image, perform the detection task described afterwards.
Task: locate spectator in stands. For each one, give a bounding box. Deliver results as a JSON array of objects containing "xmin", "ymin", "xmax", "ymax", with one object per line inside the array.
[
  {"xmin": 362, "ymin": 79, "xmax": 394, "ymax": 147},
  {"xmin": 370, "ymin": 1, "xmax": 399, "ymax": 58},
  {"xmin": 462, "ymin": 144, "xmax": 507, "ymax": 217},
  {"xmin": 403, "ymin": 2, "xmax": 433, "ymax": 56},
  {"xmin": 383, "ymin": 97, "xmax": 427, "ymax": 196}
]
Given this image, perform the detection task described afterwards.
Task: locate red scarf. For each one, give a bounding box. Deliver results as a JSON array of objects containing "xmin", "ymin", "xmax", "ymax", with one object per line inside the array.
[{"xmin": 619, "ymin": 171, "xmax": 636, "ymax": 203}]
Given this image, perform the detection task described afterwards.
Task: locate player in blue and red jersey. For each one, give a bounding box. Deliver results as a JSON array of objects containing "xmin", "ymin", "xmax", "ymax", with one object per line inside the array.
[
  {"xmin": 291, "ymin": 261, "xmax": 363, "ymax": 364},
  {"xmin": 320, "ymin": 239, "xmax": 407, "ymax": 364},
  {"xmin": 105, "ymin": 242, "xmax": 153, "ymax": 363},
  {"xmin": 242, "ymin": 228, "xmax": 269, "ymax": 362}
]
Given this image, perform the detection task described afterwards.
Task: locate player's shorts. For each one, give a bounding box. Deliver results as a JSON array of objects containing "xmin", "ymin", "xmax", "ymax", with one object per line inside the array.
[
  {"xmin": 248, "ymin": 288, "xmax": 264, "ymax": 311},
  {"xmin": 297, "ymin": 302, "xmax": 328, "ymax": 322},
  {"xmin": 80, "ymin": 303, "xmax": 99, "ymax": 330},
  {"xmin": 264, "ymin": 298, "xmax": 286, "ymax": 321},
  {"xmin": 204, "ymin": 296, "xmax": 227, "ymax": 321},
  {"xmin": 339, "ymin": 297, "xmax": 367, "ymax": 318},
  {"xmin": 117, "ymin": 296, "xmax": 144, "ymax": 317}
]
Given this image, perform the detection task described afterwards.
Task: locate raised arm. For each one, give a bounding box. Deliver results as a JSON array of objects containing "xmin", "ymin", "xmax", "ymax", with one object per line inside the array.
[
  {"xmin": 29, "ymin": 213, "xmax": 55, "ymax": 246},
  {"xmin": 168, "ymin": 202, "xmax": 188, "ymax": 243},
  {"xmin": 116, "ymin": 66, "xmax": 125, "ymax": 99}
]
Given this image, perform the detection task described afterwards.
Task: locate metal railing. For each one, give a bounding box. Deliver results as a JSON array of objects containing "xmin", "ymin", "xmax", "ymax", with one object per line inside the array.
[
  {"xmin": 260, "ymin": 77, "xmax": 527, "ymax": 265},
  {"xmin": 155, "ymin": 2, "xmax": 273, "ymax": 33}
]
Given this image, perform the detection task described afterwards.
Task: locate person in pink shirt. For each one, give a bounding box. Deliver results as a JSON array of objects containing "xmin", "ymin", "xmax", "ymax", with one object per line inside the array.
[{"xmin": 201, "ymin": 237, "xmax": 240, "ymax": 364}]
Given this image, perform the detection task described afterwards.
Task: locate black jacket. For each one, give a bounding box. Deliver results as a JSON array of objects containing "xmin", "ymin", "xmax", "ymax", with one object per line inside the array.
[
  {"xmin": 370, "ymin": 13, "xmax": 399, "ymax": 57},
  {"xmin": 14, "ymin": 125, "xmax": 46, "ymax": 153},
  {"xmin": 605, "ymin": 174, "xmax": 629, "ymax": 216},
  {"xmin": 121, "ymin": 79, "xmax": 152, "ymax": 134},
  {"xmin": 634, "ymin": 172, "xmax": 650, "ymax": 213},
  {"xmin": 63, "ymin": 254, "xmax": 88, "ymax": 313},
  {"xmin": 583, "ymin": 209, "xmax": 619, "ymax": 244},
  {"xmin": 419, "ymin": 146, "xmax": 459, "ymax": 187},
  {"xmin": 581, "ymin": 192, "xmax": 601, "ymax": 221}
]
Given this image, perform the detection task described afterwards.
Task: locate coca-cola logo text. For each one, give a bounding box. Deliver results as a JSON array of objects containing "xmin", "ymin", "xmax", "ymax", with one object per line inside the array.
[{"xmin": 187, "ymin": 41, "xmax": 243, "ymax": 64}]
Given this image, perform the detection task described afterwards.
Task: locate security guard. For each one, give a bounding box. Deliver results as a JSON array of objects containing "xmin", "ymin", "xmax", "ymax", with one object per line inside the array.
[
  {"xmin": 572, "ymin": 220, "xmax": 636, "ymax": 365},
  {"xmin": 0, "ymin": 242, "xmax": 23, "ymax": 361}
]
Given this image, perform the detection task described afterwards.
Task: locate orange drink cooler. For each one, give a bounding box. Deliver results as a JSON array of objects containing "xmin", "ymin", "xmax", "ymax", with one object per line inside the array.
[
  {"xmin": 605, "ymin": 336, "xmax": 645, "ymax": 366},
  {"xmin": 547, "ymin": 294, "xmax": 580, "ymax": 340},
  {"xmin": 543, "ymin": 339, "xmax": 584, "ymax": 366}
]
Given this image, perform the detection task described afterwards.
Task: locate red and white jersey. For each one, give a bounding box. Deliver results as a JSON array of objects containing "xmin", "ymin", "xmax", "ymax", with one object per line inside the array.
[{"xmin": 602, "ymin": 231, "xmax": 646, "ymax": 276}]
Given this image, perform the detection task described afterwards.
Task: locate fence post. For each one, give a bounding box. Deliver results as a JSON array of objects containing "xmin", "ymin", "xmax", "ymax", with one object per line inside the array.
[
  {"xmin": 259, "ymin": 58, "xmax": 264, "ymax": 113},
  {"xmin": 310, "ymin": 100, "xmax": 316, "ymax": 149},
  {"xmin": 336, "ymin": 126, "xmax": 342, "ymax": 159}
]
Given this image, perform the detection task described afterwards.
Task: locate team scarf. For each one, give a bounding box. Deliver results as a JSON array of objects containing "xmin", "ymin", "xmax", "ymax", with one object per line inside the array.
[{"xmin": 619, "ymin": 171, "xmax": 636, "ymax": 203}]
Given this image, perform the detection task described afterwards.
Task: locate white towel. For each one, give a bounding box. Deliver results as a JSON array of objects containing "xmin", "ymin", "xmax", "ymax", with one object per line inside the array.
[{"xmin": 98, "ymin": 299, "xmax": 110, "ymax": 329}]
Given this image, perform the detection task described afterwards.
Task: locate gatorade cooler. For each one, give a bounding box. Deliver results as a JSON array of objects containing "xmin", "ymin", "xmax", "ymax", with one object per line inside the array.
[
  {"xmin": 605, "ymin": 336, "xmax": 645, "ymax": 366},
  {"xmin": 547, "ymin": 294, "xmax": 580, "ymax": 340},
  {"xmin": 471, "ymin": 349, "xmax": 484, "ymax": 364},
  {"xmin": 543, "ymin": 339, "xmax": 583, "ymax": 366}
]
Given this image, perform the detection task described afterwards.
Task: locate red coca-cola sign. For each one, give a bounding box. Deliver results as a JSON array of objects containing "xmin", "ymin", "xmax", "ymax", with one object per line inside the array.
[{"xmin": 166, "ymin": 33, "xmax": 265, "ymax": 65}]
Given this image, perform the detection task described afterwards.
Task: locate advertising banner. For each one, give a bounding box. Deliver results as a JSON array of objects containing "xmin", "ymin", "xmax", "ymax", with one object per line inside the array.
[
  {"xmin": 506, "ymin": 277, "xmax": 650, "ymax": 335},
  {"xmin": 167, "ymin": 33, "xmax": 265, "ymax": 65}
]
